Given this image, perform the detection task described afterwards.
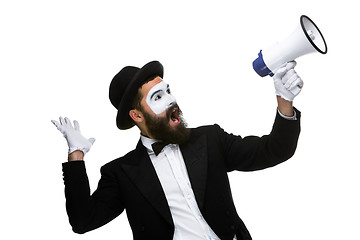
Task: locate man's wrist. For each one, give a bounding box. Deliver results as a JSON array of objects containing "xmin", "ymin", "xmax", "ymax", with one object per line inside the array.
[
  {"xmin": 276, "ymin": 96, "xmax": 294, "ymax": 117},
  {"xmin": 68, "ymin": 150, "xmax": 84, "ymax": 162},
  {"xmin": 278, "ymin": 108, "xmax": 297, "ymax": 120}
]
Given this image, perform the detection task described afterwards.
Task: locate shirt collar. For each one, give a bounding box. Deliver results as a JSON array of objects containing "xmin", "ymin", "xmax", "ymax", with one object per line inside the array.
[
  {"xmin": 140, "ymin": 135, "xmax": 158, "ymax": 153},
  {"xmin": 140, "ymin": 135, "xmax": 179, "ymax": 156}
]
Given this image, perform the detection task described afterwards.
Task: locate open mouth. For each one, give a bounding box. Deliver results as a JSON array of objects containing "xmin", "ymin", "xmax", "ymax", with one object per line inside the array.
[{"xmin": 170, "ymin": 107, "xmax": 181, "ymax": 125}]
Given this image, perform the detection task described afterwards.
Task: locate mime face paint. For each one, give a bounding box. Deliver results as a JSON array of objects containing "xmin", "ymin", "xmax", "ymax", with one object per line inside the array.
[{"xmin": 145, "ymin": 81, "xmax": 176, "ymax": 115}]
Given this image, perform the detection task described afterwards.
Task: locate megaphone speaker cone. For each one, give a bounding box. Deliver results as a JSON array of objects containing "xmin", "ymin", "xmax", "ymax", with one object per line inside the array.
[
  {"xmin": 300, "ymin": 15, "xmax": 327, "ymax": 54},
  {"xmin": 252, "ymin": 15, "xmax": 327, "ymax": 77}
]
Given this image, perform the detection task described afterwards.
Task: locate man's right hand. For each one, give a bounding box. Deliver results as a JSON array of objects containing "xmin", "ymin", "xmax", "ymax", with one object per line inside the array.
[
  {"xmin": 273, "ymin": 61, "xmax": 303, "ymax": 102},
  {"xmin": 51, "ymin": 117, "xmax": 95, "ymax": 158}
]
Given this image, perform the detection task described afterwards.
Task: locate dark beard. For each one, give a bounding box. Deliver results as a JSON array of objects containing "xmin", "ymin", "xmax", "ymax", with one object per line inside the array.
[{"xmin": 142, "ymin": 104, "xmax": 191, "ymax": 145}]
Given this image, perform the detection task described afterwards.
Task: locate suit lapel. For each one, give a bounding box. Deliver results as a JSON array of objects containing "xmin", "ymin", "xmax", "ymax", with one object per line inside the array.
[
  {"xmin": 119, "ymin": 133, "xmax": 209, "ymax": 223},
  {"xmin": 120, "ymin": 141, "xmax": 173, "ymax": 226},
  {"xmin": 180, "ymin": 133, "xmax": 208, "ymax": 210}
]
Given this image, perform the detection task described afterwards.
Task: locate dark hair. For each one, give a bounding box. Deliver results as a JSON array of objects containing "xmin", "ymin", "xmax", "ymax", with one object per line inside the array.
[{"xmin": 130, "ymin": 74, "xmax": 158, "ymax": 111}]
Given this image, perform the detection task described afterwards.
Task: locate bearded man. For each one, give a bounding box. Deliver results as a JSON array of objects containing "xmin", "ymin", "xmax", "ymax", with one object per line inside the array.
[{"xmin": 52, "ymin": 60, "xmax": 302, "ymax": 240}]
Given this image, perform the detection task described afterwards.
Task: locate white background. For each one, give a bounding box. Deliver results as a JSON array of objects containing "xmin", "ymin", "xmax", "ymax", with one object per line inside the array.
[{"xmin": 1, "ymin": 0, "xmax": 359, "ymax": 239}]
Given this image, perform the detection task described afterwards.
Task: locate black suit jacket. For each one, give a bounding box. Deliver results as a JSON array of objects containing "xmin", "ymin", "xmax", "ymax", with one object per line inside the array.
[{"xmin": 62, "ymin": 109, "xmax": 301, "ymax": 240}]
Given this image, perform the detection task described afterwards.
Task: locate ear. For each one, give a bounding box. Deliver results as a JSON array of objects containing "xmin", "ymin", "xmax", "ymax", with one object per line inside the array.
[{"xmin": 129, "ymin": 109, "xmax": 143, "ymax": 124}]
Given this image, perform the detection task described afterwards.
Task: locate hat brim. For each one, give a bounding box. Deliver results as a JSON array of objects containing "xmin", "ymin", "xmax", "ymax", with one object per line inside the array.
[{"xmin": 116, "ymin": 61, "xmax": 163, "ymax": 130}]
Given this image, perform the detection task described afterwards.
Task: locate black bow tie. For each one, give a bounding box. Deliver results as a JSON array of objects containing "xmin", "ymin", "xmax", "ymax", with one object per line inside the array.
[{"xmin": 151, "ymin": 141, "xmax": 170, "ymax": 156}]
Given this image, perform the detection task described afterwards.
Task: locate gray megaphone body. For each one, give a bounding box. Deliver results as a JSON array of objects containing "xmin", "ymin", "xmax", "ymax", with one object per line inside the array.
[{"xmin": 253, "ymin": 15, "xmax": 327, "ymax": 77}]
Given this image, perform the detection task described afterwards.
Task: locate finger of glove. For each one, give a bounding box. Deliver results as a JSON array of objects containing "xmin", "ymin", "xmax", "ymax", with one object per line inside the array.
[
  {"xmin": 51, "ymin": 120, "xmax": 64, "ymax": 132},
  {"xmin": 52, "ymin": 119, "xmax": 66, "ymax": 134},
  {"xmin": 89, "ymin": 138, "xmax": 96, "ymax": 145},
  {"xmin": 59, "ymin": 116, "xmax": 66, "ymax": 125},
  {"xmin": 73, "ymin": 120, "xmax": 80, "ymax": 131},
  {"xmin": 51, "ymin": 120, "xmax": 60, "ymax": 129},
  {"xmin": 282, "ymin": 69, "xmax": 296, "ymax": 84},
  {"xmin": 288, "ymin": 77, "xmax": 304, "ymax": 93},
  {"xmin": 273, "ymin": 67, "xmax": 287, "ymax": 80},
  {"xmin": 276, "ymin": 60, "xmax": 296, "ymax": 72},
  {"xmin": 290, "ymin": 86, "xmax": 302, "ymax": 96},
  {"xmin": 64, "ymin": 117, "xmax": 76, "ymax": 131},
  {"xmin": 60, "ymin": 116, "xmax": 72, "ymax": 128},
  {"xmin": 277, "ymin": 62, "xmax": 288, "ymax": 70},
  {"xmin": 284, "ymin": 73, "xmax": 299, "ymax": 89},
  {"xmin": 64, "ymin": 117, "xmax": 72, "ymax": 126},
  {"xmin": 286, "ymin": 61, "xmax": 297, "ymax": 70}
]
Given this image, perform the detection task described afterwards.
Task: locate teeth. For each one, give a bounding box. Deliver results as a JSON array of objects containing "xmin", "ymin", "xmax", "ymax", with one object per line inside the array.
[{"xmin": 170, "ymin": 108, "xmax": 179, "ymax": 123}]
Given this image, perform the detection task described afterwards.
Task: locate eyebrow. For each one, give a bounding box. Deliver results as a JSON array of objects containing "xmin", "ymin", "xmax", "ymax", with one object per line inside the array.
[
  {"xmin": 150, "ymin": 90, "xmax": 162, "ymax": 100},
  {"xmin": 150, "ymin": 84, "xmax": 169, "ymax": 99}
]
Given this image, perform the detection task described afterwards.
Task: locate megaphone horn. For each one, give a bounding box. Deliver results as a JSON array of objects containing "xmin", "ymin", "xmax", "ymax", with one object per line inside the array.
[{"xmin": 253, "ymin": 15, "xmax": 328, "ymax": 77}]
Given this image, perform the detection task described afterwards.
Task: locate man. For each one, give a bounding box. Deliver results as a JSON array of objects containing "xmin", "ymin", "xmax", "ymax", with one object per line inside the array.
[{"xmin": 52, "ymin": 60, "xmax": 302, "ymax": 240}]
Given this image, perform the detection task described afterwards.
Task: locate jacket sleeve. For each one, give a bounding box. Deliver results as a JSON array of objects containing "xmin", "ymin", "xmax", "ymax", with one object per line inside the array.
[
  {"xmin": 62, "ymin": 161, "xmax": 124, "ymax": 234},
  {"xmin": 215, "ymin": 108, "xmax": 301, "ymax": 171}
]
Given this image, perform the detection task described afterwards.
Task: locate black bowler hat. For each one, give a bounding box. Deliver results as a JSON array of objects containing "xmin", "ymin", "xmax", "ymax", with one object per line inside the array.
[{"xmin": 109, "ymin": 60, "xmax": 164, "ymax": 130}]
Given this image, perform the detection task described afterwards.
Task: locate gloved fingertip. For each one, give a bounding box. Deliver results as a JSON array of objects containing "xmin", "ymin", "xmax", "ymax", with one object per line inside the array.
[
  {"xmin": 290, "ymin": 69, "xmax": 296, "ymax": 75},
  {"xmin": 73, "ymin": 120, "xmax": 80, "ymax": 130},
  {"xmin": 290, "ymin": 86, "xmax": 301, "ymax": 96},
  {"xmin": 299, "ymin": 80, "xmax": 304, "ymax": 88},
  {"xmin": 273, "ymin": 67, "xmax": 287, "ymax": 78},
  {"xmin": 89, "ymin": 138, "xmax": 96, "ymax": 144},
  {"xmin": 286, "ymin": 61, "xmax": 297, "ymax": 70}
]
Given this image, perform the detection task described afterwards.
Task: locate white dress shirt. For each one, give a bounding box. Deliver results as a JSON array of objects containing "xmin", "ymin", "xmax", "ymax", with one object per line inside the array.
[{"xmin": 141, "ymin": 135, "xmax": 224, "ymax": 240}]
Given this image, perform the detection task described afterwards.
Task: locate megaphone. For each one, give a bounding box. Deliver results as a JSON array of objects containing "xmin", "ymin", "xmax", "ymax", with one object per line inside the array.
[{"xmin": 253, "ymin": 15, "xmax": 327, "ymax": 77}]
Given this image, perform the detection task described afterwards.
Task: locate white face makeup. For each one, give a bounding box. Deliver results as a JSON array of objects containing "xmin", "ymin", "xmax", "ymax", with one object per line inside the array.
[{"xmin": 145, "ymin": 81, "xmax": 176, "ymax": 115}]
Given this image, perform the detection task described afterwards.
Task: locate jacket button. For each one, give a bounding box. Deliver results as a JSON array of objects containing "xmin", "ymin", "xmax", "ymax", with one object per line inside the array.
[
  {"xmin": 140, "ymin": 226, "xmax": 145, "ymax": 231},
  {"xmin": 230, "ymin": 225, "xmax": 235, "ymax": 230}
]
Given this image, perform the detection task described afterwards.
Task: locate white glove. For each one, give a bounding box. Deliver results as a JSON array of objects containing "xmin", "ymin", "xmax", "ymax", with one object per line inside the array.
[
  {"xmin": 51, "ymin": 117, "xmax": 95, "ymax": 155},
  {"xmin": 273, "ymin": 61, "xmax": 303, "ymax": 102}
]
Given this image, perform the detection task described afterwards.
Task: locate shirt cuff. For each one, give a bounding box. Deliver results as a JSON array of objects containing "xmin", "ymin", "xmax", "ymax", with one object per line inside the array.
[{"xmin": 277, "ymin": 108, "xmax": 297, "ymax": 120}]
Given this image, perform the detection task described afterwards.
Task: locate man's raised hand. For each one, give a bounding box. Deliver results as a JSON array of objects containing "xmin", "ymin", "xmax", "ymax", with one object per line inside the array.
[{"xmin": 51, "ymin": 117, "xmax": 95, "ymax": 155}]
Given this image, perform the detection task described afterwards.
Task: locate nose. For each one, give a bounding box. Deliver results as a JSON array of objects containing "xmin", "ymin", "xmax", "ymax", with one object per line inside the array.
[
  {"xmin": 168, "ymin": 101, "xmax": 176, "ymax": 108},
  {"xmin": 167, "ymin": 94, "xmax": 176, "ymax": 108}
]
